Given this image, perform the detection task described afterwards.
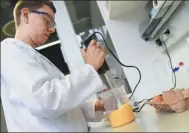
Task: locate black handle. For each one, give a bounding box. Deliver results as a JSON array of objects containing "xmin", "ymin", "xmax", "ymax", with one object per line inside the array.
[{"xmin": 82, "ymin": 34, "xmax": 109, "ymax": 75}]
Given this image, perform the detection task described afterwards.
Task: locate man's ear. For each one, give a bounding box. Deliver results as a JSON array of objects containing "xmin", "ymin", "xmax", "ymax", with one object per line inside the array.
[{"xmin": 21, "ymin": 8, "xmax": 30, "ymax": 23}]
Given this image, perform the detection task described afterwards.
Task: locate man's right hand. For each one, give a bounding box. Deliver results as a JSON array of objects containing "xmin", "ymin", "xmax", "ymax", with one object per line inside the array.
[{"xmin": 81, "ymin": 40, "xmax": 105, "ymax": 71}]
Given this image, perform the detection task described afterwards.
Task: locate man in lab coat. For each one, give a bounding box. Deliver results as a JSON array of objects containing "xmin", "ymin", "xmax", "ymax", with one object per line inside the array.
[{"xmin": 1, "ymin": 0, "xmax": 112, "ymax": 132}]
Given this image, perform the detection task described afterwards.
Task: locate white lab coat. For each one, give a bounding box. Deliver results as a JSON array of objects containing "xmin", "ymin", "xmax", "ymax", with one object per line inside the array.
[{"xmin": 1, "ymin": 38, "xmax": 104, "ymax": 132}]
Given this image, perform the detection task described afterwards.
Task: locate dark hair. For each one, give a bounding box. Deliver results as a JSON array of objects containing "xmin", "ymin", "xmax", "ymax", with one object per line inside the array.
[{"xmin": 13, "ymin": 0, "xmax": 56, "ymax": 28}]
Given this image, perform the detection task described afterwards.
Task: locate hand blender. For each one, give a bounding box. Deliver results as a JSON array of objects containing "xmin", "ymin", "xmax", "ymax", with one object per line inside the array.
[
  {"xmin": 81, "ymin": 33, "xmax": 110, "ymax": 75},
  {"xmin": 81, "ymin": 33, "xmax": 135, "ymax": 128}
]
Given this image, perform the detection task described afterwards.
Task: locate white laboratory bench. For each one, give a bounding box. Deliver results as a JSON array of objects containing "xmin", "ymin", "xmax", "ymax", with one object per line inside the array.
[{"xmin": 90, "ymin": 105, "xmax": 189, "ymax": 132}]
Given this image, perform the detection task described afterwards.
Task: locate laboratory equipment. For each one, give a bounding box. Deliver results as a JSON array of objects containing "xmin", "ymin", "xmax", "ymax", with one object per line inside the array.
[
  {"xmin": 97, "ymin": 88, "xmax": 118, "ymax": 115},
  {"xmin": 81, "ymin": 32, "xmax": 113, "ymax": 89},
  {"xmin": 81, "ymin": 31, "xmax": 141, "ymax": 99},
  {"xmin": 81, "ymin": 32, "xmax": 110, "ymax": 75},
  {"xmin": 141, "ymin": 1, "xmax": 182, "ymax": 41}
]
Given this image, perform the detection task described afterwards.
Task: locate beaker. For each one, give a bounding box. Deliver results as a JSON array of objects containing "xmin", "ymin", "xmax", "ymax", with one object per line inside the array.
[
  {"xmin": 111, "ymin": 85, "xmax": 129, "ymax": 106},
  {"xmin": 97, "ymin": 88, "xmax": 118, "ymax": 115},
  {"xmin": 97, "ymin": 85, "xmax": 129, "ymax": 114}
]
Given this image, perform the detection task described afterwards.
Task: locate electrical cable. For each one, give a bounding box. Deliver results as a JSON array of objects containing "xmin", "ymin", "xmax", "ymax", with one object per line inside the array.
[
  {"xmin": 133, "ymin": 98, "xmax": 152, "ymax": 112},
  {"xmin": 92, "ymin": 31, "xmax": 142, "ymax": 100},
  {"xmin": 133, "ymin": 102, "xmax": 148, "ymax": 112},
  {"xmin": 135, "ymin": 1, "xmax": 177, "ymax": 108},
  {"xmin": 136, "ymin": 32, "xmax": 177, "ymax": 111},
  {"xmin": 160, "ymin": 34, "xmax": 177, "ymax": 90},
  {"xmin": 161, "ymin": 46, "xmax": 175, "ymax": 85},
  {"xmin": 138, "ymin": 97, "xmax": 153, "ymax": 104}
]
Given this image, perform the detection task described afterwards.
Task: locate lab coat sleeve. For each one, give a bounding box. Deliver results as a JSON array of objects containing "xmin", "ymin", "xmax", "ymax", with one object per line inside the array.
[
  {"xmin": 80, "ymin": 96, "xmax": 104, "ymax": 122},
  {"xmin": 2, "ymin": 47, "xmax": 105, "ymax": 119}
]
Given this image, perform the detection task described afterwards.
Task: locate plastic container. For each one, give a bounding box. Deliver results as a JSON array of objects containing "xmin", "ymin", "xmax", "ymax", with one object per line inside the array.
[
  {"xmin": 97, "ymin": 85, "xmax": 129, "ymax": 114},
  {"xmin": 149, "ymin": 89, "xmax": 189, "ymax": 113},
  {"xmin": 111, "ymin": 85, "xmax": 129, "ymax": 106},
  {"xmin": 97, "ymin": 88, "xmax": 118, "ymax": 115},
  {"xmin": 150, "ymin": 97, "xmax": 189, "ymax": 113}
]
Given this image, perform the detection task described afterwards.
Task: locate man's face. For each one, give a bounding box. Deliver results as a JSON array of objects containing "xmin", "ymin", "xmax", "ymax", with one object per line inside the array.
[{"xmin": 21, "ymin": 4, "xmax": 55, "ymax": 47}]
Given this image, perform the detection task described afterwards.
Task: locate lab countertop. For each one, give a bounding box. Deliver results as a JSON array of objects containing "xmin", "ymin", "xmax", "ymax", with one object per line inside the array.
[{"xmin": 90, "ymin": 105, "xmax": 189, "ymax": 132}]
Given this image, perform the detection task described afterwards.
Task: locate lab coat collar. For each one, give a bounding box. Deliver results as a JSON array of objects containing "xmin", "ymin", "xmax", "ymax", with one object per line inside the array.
[{"xmin": 5, "ymin": 38, "xmax": 38, "ymax": 54}]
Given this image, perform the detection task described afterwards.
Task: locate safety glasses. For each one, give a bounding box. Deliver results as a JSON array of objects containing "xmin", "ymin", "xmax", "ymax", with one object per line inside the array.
[{"xmin": 31, "ymin": 10, "xmax": 55, "ymax": 28}]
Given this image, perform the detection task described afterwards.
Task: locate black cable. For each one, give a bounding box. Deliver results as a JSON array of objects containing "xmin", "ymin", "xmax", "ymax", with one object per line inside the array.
[
  {"xmin": 93, "ymin": 31, "xmax": 142, "ymax": 100},
  {"xmin": 133, "ymin": 102, "xmax": 147, "ymax": 112},
  {"xmin": 161, "ymin": 46, "xmax": 175, "ymax": 85},
  {"xmin": 136, "ymin": 34, "xmax": 177, "ymax": 109},
  {"xmin": 133, "ymin": 96, "xmax": 154, "ymax": 112},
  {"xmin": 138, "ymin": 97, "xmax": 153, "ymax": 104},
  {"xmin": 161, "ymin": 35, "xmax": 177, "ymax": 90}
]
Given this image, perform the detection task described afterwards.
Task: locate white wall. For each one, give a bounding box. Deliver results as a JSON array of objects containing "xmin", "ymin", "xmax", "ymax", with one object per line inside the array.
[
  {"xmin": 97, "ymin": 1, "xmax": 189, "ymax": 101},
  {"xmin": 53, "ymin": 1, "xmax": 85, "ymax": 73},
  {"xmin": 108, "ymin": 1, "xmax": 147, "ymax": 19}
]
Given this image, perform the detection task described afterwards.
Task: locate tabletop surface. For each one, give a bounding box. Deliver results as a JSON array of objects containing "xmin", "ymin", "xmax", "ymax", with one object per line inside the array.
[{"xmin": 90, "ymin": 105, "xmax": 189, "ymax": 132}]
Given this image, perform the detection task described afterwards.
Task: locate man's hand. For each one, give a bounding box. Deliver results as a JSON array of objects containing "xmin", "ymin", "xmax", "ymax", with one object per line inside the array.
[
  {"xmin": 95, "ymin": 99, "xmax": 105, "ymax": 112},
  {"xmin": 95, "ymin": 97, "xmax": 118, "ymax": 112},
  {"xmin": 81, "ymin": 40, "xmax": 105, "ymax": 71}
]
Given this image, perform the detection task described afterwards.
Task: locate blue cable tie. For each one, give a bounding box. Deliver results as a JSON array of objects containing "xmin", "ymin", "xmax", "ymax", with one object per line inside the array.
[{"xmin": 173, "ymin": 67, "xmax": 179, "ymax": 72}]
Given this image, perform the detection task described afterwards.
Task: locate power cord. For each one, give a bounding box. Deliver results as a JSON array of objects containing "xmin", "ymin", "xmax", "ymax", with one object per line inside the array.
[
  {"xmin": 160, "ymin": 34, "xmax": 177, "ymax": 90},
  {"xmin": 92, "ymin": 31, "xmax": 142, "ymax": 100},
  {"xmin": 133, "ymin": 101, "xmax": 148, "ymax": 112},
  {"xmin": 135, "ymin": 30, "xmax": 177, "ymax": 112}
]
